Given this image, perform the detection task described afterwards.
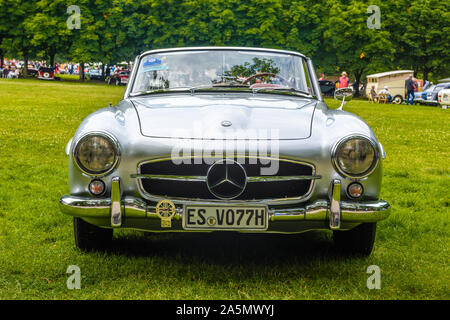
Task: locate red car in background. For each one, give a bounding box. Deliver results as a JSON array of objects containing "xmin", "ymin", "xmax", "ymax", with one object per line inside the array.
[
  {"xmin": 108, "ymin": 69, "xmax": 130, "ymax": 85},
  {"xmin": 37, "ymin": 67, "xmax": 55, "ymax": 80}
]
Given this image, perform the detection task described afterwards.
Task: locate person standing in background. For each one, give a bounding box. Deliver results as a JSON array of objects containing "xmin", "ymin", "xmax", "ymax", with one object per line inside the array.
[
  {"xmin": 339, "ymin": 71, "xmax": 349, "ymax": 88},
  {"xmin": 370, "ymin": 85, "xmax": 378, "ymax": 101},
  {"xmin": 405, "ymin": 75, "xmax": 415, "ymax": 105},
  {"xmin": 2, "ymin": 66, "xmax": 9, "ymax": 78}
]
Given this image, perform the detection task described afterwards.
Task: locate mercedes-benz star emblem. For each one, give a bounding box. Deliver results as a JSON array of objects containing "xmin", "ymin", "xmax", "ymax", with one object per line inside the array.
[
  {"xmin": 206, "ymin": 159, "xmax": 247, "ymax": 199},
  {"xmin": 221, "ymin": 120, "xmax": 232, "ymax": 127}
]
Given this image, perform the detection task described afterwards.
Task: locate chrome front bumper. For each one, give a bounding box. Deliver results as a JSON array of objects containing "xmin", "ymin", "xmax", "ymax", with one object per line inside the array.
[{"xmin": 60, "ymin": 178, "xmax": 390, "ymax": 233}]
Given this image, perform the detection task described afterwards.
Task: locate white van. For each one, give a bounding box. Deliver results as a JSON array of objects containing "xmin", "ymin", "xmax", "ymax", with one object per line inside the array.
[{"xmin": 366, "ymin": 70, "xmax": 414, "ymax": 104}]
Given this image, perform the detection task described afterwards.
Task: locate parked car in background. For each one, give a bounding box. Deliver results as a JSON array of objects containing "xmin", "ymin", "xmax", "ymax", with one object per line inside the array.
[
  {"xmin": 87, "ymin": 69, "xmax": 104, "ymax": 81},
  {"xmin": 107, "ymin": 69, "xmax": 130, "ymax": 85},
  {"xmin": 422, "ymin": 82, "xmax": 450, "ymax": 106},
  {"xmin": 365, "ymin": 70, "xmax": 414, "ymax": 104},
  {"xmin": 415, "ymin": 85, "xmax": 435, "ymax": 105},
  {"xmin": 437, "ymin": 88, "xmax": 450, "ymax": 109},
  {"xmin": 37, "ymin": 67, "xmax": 55, "ymax": 80},
  {"xmin": 19, "ymin": 66, "xmax": 38, "ymax": 78},
  {"xmin": 60, "ymin": 47, "xmax": 390, "ymax": 256},
  {"xmin": 318, "ymin": 80, "xmax": 336, "ymax": 96}
]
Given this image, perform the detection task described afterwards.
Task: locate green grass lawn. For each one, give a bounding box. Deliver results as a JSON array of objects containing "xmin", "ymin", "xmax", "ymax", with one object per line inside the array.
[{"xmin": 0, "ymin": 78, "xmax": 448, "ymax": 299}]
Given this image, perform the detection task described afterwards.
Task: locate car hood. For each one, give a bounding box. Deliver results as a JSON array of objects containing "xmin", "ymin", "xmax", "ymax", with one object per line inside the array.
[{"xmin": 131, "ymin": 94, "xmax": 316, "ymax": 140}]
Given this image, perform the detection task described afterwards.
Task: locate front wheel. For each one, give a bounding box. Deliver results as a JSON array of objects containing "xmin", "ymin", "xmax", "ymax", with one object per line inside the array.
[
  {"xmin": 73, "ymin": 217, "xmax": 113, "ymax": 251},
  {"xmin": 333, "ymin": 223, "xmax": 377, "ymax": 256},
  {"xmin": 392, "ymin": 95, "xmax": 403, "ymax": 104}
]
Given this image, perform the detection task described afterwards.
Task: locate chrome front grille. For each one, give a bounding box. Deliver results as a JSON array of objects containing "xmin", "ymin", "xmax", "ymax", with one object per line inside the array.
[{"xmin": 133, "ymin": 156, "xmax": 320, "ymax": 203}]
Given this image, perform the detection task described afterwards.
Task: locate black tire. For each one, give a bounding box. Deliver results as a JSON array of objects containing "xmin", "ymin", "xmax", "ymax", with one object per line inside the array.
[
  {"xmin": 73, "ymin": 217, "xmax": 113, "ymax": 251},
  {"xmin": 333, "ymin": 223, "xmax": 377, "ymax": 256},
  {"xmin": 392, "ymin": 95, "xmax": 403, "ymax": 104}
]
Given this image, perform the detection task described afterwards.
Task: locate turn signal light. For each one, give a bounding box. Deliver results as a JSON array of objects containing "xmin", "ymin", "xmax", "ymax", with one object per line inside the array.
[
  {"xmin": 89, "ymin": 179, "xmax": 105, "ymax": 196},
  {"xmin": 348, "ymin": 183, "xmax": 363, "ymax": 198}
]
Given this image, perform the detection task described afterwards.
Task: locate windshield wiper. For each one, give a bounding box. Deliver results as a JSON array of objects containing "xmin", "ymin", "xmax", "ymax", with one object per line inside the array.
[
  {"xmin": 130, "ymin": 85, "xmax": 218, "ymax": 97},
  {"xmin": 130, "ymin": 86, "xmax": 194, "ymax": 96},
  {"xmin": 251, "ymin": 87, "xmax": 313, "ymax": 98}
]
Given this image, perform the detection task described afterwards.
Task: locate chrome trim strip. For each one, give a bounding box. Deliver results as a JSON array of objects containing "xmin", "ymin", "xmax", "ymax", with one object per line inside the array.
[
  {"xmin": 60, "ymin": 195, "xmax": 391, "ymax": 231},
  {"xmin": 329, "ymin": 179, "xmax": 341, "ymax": 230},
  {"xmin": 131, "ymin": 174, "xmax": 321, "ymax": 183},
  {"xmin": 65, "ymin": 138, "xmax": 73, "ymax": 156},
  {"xmin": 134, "ymin": 156, "xmax": 318, "ymax": 205},
  {"xmin": 247, "ymin": 175, "xmax": 321, "ymax": 182},
  {"xmin": 125, "ymin": 47, "xmax": 311, "ymax": 98},
  {"xmin": 110, "ymin": 177, "xmax": 122, "ymax": 227},
  {"xmin": 306, "ymin": 58, "xmax": 323, "ymax": 101},
  {"xmin": 378, "ymin": 142, "xmax": 386, "ymax": 160},
  {"xmin": 124, "ymin": 55, "xmax": 140, "ymax": 99},
  {"xmin": 139, "ymin": 46, "xmax": 308, "ymax": 61},
  {"xmin": 131, "ymin": 174, "xmax": 206, "ymax": 182}
]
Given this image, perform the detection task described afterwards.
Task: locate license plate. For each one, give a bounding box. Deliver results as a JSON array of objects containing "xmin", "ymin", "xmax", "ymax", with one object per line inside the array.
[{"xmin": 183, "ymin": 205, "xmax": 268, "ymax": 231}]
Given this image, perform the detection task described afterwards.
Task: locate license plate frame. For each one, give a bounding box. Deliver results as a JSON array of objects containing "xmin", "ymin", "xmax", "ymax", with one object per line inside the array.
[{"xmin": 182, "ymin": 204, "xmax": 269, "ymax": 231}]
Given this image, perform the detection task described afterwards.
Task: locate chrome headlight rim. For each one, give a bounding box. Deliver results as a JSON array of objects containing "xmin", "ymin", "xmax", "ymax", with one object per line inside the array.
[
  {"xmin": 331, "ymin": 135, "xmax": 380, "ymax": 179},
  {"xmin": 72, "ymin": 131, "xmax": 120, "ymax": 176}
]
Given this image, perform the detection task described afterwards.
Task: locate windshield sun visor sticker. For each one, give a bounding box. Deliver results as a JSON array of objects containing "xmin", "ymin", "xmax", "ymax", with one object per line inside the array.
[
  {"xmin": 142, "ymin": 57, "xmax": 169, "ymax": 72},
  {"xmin": 141, "ymin": 65, "xmax": 169, "ymax": 72},
  {"xmin": 143, "ymin": 57, "xmax": 162, "ymax": 67}
]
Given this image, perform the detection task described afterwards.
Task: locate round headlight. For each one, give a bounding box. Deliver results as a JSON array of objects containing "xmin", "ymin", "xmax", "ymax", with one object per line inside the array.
[
  {"xmin": 74, "ymin": 133, "xmax": 119, "ymax": 175},
  {"xmin": 333, "ymin": 136, "xmax": 378, "ymax": 178}
]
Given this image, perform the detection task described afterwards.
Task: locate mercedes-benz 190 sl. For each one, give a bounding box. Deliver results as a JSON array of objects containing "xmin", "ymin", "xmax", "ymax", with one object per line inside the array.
[{"xmin": 60, "ymin": 47, "xmax": 390, "ymax": 255}]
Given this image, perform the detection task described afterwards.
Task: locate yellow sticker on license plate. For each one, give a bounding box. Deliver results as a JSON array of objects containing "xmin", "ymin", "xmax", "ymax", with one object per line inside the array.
[{"xmin": 183, "ymin": 205, "xmax": 268, "ymax": 231}]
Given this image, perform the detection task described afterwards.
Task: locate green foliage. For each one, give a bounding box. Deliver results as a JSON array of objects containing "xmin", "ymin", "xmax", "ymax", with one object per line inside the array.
[
  {"xmin": 0, "ymin": 0, "xmax": 37, "ymax": 62},
  {"xmin": 322, "ymin": 0, "xmax": 395, "ymax": 93},
  {"xmin": 0, "ymin": 0, "xmax": 448, "ymax": 80},
  {"xmin": 384, "ymin": 0, "xmax": 450, "ymax": 80}
]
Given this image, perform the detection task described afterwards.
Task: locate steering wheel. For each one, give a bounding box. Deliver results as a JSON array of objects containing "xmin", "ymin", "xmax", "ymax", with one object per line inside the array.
[{"xmin": 241, "ymin": 72, "xmax": 289, "ymax": 86}]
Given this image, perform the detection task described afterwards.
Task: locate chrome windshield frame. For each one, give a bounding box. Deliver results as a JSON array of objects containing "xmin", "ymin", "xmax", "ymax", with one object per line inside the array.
[{"xmin": 124, "ymin": 47, "xmax": 322, "ymax": 100}]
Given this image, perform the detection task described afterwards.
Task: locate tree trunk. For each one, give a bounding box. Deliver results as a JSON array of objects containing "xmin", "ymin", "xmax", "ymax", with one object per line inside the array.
[
  {"xmin": 423, "ymin": 67, "xmax": 430, "ymax": 81},
  {"xmin": 49, "ymin": 53, "xmax": 55, "ymax": 68},
  {"xmin": 101, "ymin": 63, "xmax": 105, "ymax": 80},
  {"xmin": 0, "ymin": 50, "xmax": 3, "ymax": 68},
  {"xmin": 80, "ymin": 62, "xmax": 85, "ymax": 81},
  {"xmin": 353, "ymin": 70, "xmax": 363, "ymax": 97},
  {"xmin": 23, "ymin": 56, "xmax": 28, "ymax": 77}
]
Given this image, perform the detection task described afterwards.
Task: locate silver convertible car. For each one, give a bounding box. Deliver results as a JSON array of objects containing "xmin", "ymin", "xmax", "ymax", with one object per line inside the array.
[{"xmin": 60, "ymin": 47, "xmax": 390, "ymax": 255}]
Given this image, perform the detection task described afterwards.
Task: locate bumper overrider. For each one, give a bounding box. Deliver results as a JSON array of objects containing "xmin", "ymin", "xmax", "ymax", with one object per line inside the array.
[{"xmin": 59, "ymin": 178, "xmax": 390, "ymax": 233}]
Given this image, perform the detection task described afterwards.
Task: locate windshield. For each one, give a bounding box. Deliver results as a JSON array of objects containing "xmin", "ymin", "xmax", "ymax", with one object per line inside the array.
[{"xmin": 131, "ymin": 49, "xmax": 312, "ymax": 95}]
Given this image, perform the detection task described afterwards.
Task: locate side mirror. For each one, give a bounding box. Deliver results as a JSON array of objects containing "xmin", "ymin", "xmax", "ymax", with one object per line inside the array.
[{"xmin": 334, "ymin": 88, "xmax": 353, "ymax": 110}]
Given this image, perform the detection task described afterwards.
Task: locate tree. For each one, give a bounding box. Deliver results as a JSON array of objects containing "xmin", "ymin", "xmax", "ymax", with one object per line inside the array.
[
  {"xmin": 69, "ymin": 0, "xmax": 149, "ymax": 80},
  {"xmin": 0, "ymin": 0, "xmax": 12, "ymax": 67},
  {"xmin": 1, "ymin": 0, "xmax": 448, "ymax": 85},
  {"xmin": 24, "ymin": 0, "xmax": 72, "ymax": 67},
  {"xmin": 385, "ymin": 0, "xmax": 450, "ymax": 80},
  {"xmin": 283, "ymin": 0, "xmax": 328, "ymax": 58},
  {"xmin": 0, "ymin": 0, "xmax": 38, "ymax": 75},
  {"xmin": 323, "ymin": 0, "xmax": 394, "ymax": 95}
]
